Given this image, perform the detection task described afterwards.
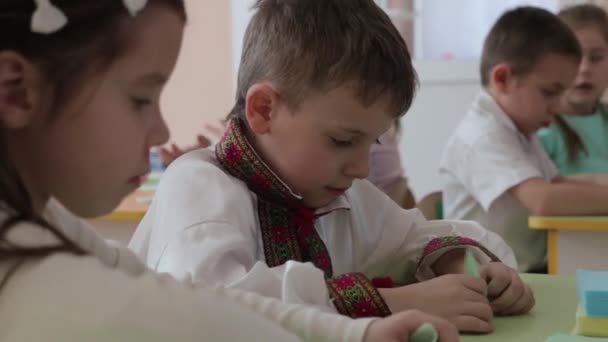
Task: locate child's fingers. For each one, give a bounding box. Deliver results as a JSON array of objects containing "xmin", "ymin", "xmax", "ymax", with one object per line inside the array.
[
  {"xmin": 518, "ymin": 287, "xmax": 536, "ymax": 314},
  {"xmin": 484, "ymin": 265, "xmax": 512, "ymax": 298},
  {"xmin": 451, "ymin": 315, "xmax": 494, "ymax": 334},
  {"xmin": 489, "ymin": 272, "xmax": 524, "ymax": 312},
  {"xmin": 157, "ymin": 147, "xmax": 175, "ymax": 164},
  {"xmin": 462, "ymin": 301, "xmax": 494, "ymax": 323},
  {"xmin": 204, "ymin": 121, "xmax": 227, "ymax": 139},
  {"xmin": 458, "ymin": 274, "xmax": 488, "ymax": 297},
  {"xmin": 498, "ymin": 284, "xmax": 535, "ymax": 315},
  {"xmin": 463, "ymin": 286, "xmax": 490, "ymax": 304},
  {"xmin": 422, "ymin": 316, "xmax": 459, "ymax": 342},
  {"xmin": 170, "ymin": 143, "xmax": 181, "ymax": 155},
  {"xmin": 196, "ymin": 134, "xmax": 212, "ymax": 148},
  {"xmin": 158, "ymin": 146, "xmax": 171, "ymax": 157}
]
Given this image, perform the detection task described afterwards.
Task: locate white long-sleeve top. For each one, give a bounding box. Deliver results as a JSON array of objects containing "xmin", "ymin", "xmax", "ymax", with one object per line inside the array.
[
  {"xmin": 0, "ymin": 200, "xmax": 375, "ymax": 341},
  {"xmin": 129, "ymin": 149, "xmax": 517, "ymax": 314}
]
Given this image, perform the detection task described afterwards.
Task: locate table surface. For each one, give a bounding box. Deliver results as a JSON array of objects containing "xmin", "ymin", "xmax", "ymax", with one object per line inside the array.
[
  {"xmin": 97, "ymin": 190, "xmax": 153, "ymax": 221},
  {"xmin": 461, "ymin": 274, "xmax": 577, "ymax": 341},
  {"xmin": 529, "ymin": 216, "xmax": 608, "ymax": 232}
]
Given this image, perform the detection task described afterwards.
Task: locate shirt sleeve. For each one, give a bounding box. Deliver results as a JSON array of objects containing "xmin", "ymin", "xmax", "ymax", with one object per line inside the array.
[
  {"xmin": 346, "ymin": 181, "xmax": 517, "ymax": 284},
  {"xmin": 44, "ymin": 198, "xmax": 149, "ymax": 276},
  {"xmin": 447, "ymin": 132, "xmax": 546, "ymax": 211},
  {"xmin": 1, "ymin": 254, "xmax": 373, "ymax": 342}
]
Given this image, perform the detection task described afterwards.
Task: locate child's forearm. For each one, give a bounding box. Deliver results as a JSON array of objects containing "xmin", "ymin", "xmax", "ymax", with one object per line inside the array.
[
  {"xmin": 556, "ymin": 173, "xmax": 608, "ymax": 186},
  {"xmin": 217, "ymin": 286, "xmax": 372, "ymax": 342},
  {"xmin": 512, "ymin": 178, "xmax": 608, "ymax": 215}
]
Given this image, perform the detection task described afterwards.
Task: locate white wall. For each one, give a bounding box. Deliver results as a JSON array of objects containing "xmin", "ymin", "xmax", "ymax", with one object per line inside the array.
[
  {"xmin": 230, "ymin": 0, "xmax": 256, "ymax": 90},
  {"xmin": 231, "ymin": 0, "xmax": 255, "ymax": 89},
  {"xmin": 161, "ymin": 0, "xmax": 233, "ymax": 145},
  {"xmin": 401, "ymin": 60, "xmax": 481, "ymax": 199}
]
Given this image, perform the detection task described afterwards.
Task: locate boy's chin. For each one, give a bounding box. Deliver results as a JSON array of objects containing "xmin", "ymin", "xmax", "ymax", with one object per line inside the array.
[{"xmin": 301, "ymin": 195, "xmax": 335, "ymax": 209}]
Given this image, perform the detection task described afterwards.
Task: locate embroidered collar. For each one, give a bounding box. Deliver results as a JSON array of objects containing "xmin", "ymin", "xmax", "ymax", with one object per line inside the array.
[{"xmin": 215, "ymin": 118, "xmax": 340, "ymax": 277}]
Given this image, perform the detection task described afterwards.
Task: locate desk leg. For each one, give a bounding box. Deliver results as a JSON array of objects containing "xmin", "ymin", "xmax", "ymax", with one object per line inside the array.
[{"xmin": 547, "ymin": 230, "xmax": 558, "ymax": 275}]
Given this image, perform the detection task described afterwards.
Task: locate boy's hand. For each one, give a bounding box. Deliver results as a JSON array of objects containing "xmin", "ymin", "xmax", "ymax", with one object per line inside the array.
[
  {"xmin": 158, "ymin": 120, "xmax": 227, "ymax": 166},
  {"xmin": 364, "ymin": 309, "xmax": 459, "ymax": 342},
  {"xmin": 379, "ymin": 274, "xmax": 493, "ymax": 333},
  {"xmin": 158, "ymin": 136, "xmax": 212, "ymax": 166},
  {"xmin": 479, "ymin": 262, "xmax": 535, "ymax": 315}
]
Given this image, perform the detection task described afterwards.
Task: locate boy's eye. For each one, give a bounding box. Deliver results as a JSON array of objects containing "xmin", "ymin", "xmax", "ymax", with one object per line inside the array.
[
  {"xmin": 590, "ymin": 54, "xmax": 605, "ymax": 63},
  {"xmin": 331, "ymin": 137, "xmax": 354, "ymax": 147},
  {"xmin": 541, "ymin": 89, "xmax": 560, "ymax": 98},
  {"xmin": 131, "ymin": 96, "xmax": 152, "ymax": 110}
]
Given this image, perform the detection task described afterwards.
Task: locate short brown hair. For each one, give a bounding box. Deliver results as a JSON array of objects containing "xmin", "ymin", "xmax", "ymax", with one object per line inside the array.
[
  {"xmin": 229, "ymin": 0, "xmax": 417, "ymax": 120},
  {"xmin": 480, "ymin": 6, "xmax": 582, "ymax": 86},
  {"xmin": 559, "ymin": 4, "xmax": 608, "ymax": 41}
]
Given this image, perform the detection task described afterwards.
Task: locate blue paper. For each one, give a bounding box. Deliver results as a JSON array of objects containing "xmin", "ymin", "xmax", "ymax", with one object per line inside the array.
[{"xmin": 576, "ymin": 270, "xmax": 608, "ymax": 317}]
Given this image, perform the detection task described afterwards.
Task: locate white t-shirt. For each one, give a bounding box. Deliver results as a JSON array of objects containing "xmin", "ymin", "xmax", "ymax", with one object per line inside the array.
[
  {"xmin": 129, "ymin": 148, "xmax": 517, "ymax": 314},
  {"xmin": 0, "ymin": 200, "xmax": 375, "ymax": 341},
  {"xmin": 440, "ymin": 90, "xmax": 560, "ymax": 272}
]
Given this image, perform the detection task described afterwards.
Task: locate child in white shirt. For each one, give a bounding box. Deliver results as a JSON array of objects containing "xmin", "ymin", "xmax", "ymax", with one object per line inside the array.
[
  {"xmin": 130, "ymin": 0, "xmax": 533, "ymax": 334},
  {"xmin": 441, "ymin": 6, "xmax": 608, "ymax": 273}
]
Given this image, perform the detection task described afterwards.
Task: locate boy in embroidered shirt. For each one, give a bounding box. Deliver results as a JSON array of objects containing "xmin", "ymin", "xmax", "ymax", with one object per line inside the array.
[
  {"xmin": 440, "ymin": 6, "xmax": 608, "ymax": 274},
  {"xmin": 130, "ymin": 0, "xmax": 532, "ymax": 333}
]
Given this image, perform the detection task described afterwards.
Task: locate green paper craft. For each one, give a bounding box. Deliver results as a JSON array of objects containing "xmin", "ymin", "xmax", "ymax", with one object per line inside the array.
[
  {"xmin": 410, "ymin": 323, "xmax": 438, "ymax": 342},
  {"xmin": 464, "ymin": 247, "xmax": 480, "ymax": 277}
]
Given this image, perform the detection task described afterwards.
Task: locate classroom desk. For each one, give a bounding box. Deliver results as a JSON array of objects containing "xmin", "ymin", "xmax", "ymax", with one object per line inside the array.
[
  {"xmin": 461, "ymin": 273, "xmax": 576, "ymax": 342},
  {"xmin": 87, "ymin": 190, "xmax": 152, "ymax": 243},
  {"xmin": 529, "ymin": 216, "xmax": 608, "ymax": 275}
]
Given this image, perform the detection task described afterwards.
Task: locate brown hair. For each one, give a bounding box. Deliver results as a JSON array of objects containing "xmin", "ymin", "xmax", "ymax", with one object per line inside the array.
[
  {"xmin": 480, "ymin": 6, "xmax": 582, "ymax": 87},
  {"xmin": 554, "ymin": 4, "xmax": 608, "ymax": 162},
  {"xmin": 0, "ymin": 1, "xmax": 186, "ymax": 277},
  {"xmin": 229, "ymin": 0, "xmax": 417, "ymax": 121}
]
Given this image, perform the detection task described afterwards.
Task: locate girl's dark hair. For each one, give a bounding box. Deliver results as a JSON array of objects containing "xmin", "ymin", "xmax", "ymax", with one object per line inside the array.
[
  {"xmin": 553, "ymin": 115, "xmax": 587, "ymax": 162},
  {"xmin": 0, "ymin": 0, "xmax": 186, "ymax": 278},
  {"xmin": 555, "ymin": 4, "xmax": 608, "ymax": 162}
]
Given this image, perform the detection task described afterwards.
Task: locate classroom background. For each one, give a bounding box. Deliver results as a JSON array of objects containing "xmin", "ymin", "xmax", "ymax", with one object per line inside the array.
[
  {"xmin": 160, "ymin": 0, "xmax": 608, "ymax": 200},
  {"xmin": 79, "ymin": 1, "xmax": 608, "ymax": 340}
]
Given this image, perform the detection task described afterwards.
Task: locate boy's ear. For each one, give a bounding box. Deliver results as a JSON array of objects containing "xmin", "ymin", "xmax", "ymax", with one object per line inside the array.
[
  {"xmin": 244, "ymin": 82, "xmax": 281, "ymax": 135},
  {"xmin": 489, "ymin": 63, "xmax": 514, "ymax": 94},
  {"xmin": 0, "ymin": 51, "xmax": 43, "ymax": 129}
]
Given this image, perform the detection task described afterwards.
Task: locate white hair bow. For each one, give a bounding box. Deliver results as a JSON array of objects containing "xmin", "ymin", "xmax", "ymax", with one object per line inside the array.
[
  {"xmin": 123, "ymin": 0, "xmax": 148, "ymax": 16},
  {"xmin": 30, "ymin": 0, "xmax": 67, "ymax": 34},
  {"xmin": 31, "ymin": 0, "xmax": 149, "ymax": 34}
]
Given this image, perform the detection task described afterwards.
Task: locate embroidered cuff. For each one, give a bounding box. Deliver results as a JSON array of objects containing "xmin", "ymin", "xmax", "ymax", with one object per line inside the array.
[
  {"xmin": 416, "ymin": 236, "xmax": 501, "ymax": 280},
  {"xmin": 423, "ymin": 236, "xmax": 500, "ymax": 260},
  {"xmin": 327, "ymin": 273, "xmax": 392, "ymax": 318}
]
